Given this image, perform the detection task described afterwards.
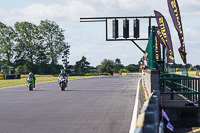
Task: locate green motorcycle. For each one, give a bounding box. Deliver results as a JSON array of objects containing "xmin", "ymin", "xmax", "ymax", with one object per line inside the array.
[{"xmin": 27, "ymin": 77, "xmax": 34, "ymax": 91}]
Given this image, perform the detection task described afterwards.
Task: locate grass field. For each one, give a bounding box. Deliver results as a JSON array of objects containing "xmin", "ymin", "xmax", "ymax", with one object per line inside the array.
[{"xmin": 0, "ymin": 76, "xmax": 89, "ymax": 88}]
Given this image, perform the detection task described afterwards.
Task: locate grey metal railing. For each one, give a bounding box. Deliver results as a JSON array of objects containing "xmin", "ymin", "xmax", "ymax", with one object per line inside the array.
[
  {"xmin": 134, "ymin": 91, "xmax": 161, "ymax": 133},
  {"xmin": 160, "ymin": 73, "xmax": 200, "ymax": 106}
]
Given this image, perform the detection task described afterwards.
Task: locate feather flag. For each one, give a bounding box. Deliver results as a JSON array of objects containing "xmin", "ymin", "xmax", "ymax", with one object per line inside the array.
[
  {"xmin": 167, "ymin": 0, "xmax": 187, "ymax": 64},
  {"xmin": 154, "ymin": 10, "xmax": 175, "ymax": 63}
]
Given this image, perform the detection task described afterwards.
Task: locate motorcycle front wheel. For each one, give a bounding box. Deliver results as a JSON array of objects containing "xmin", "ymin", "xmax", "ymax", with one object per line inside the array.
[
  {"xmin": 29, "ymin": 84, "xmax": 33, "ymax": 91},
  {"xmin": 61, "ymin": 82, "xmax": 65, "ymax": 91}
]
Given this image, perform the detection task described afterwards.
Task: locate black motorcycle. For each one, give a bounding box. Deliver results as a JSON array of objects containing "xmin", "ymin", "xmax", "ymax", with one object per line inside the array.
[{"xmin": 58, "ymin": 76, "xmax": 68, "ymax": 91}]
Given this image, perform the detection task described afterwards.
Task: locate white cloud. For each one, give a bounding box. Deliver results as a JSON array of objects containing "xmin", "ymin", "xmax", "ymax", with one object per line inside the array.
[
  {"xmin": 0, "ymin": 1, "xmax": 96, "ymax": 25},
  {"xmin": 0, "ymin": 0, "xmax": 200, "ymax": 66}
]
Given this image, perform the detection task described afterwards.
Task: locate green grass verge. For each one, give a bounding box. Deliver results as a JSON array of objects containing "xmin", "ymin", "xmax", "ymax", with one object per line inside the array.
[{"xmin": 0, "ymin": 76, "xmax": 89, "ymax": 88}]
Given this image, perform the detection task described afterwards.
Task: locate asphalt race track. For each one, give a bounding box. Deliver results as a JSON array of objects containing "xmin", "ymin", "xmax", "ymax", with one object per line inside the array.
[{"xmin": 0, "ymin": 76, "xmax": 140, "ymax": 133}]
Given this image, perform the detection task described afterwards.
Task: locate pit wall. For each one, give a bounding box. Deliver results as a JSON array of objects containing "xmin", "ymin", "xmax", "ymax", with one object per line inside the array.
[
  {"xmin": 142, "ymin": 70, "xmax": 160, "ymax": 99},
  {"xmin": 135, "ymin": 71, "xmax": 161, "ymax": 133}
]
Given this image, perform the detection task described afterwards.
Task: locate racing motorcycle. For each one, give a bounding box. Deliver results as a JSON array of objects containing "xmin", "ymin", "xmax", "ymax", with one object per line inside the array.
[
  {"xmin": 58, "ymin": 76, "xmax": 68, "ymax": 91},
  {"xmin": 27, "ymin": 77, "xmax": 34, "ymax": 91}
]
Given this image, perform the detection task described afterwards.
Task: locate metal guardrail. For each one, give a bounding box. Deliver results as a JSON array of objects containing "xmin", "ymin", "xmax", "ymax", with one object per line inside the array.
[
  {"xmin": 134, "ymin": 91, "xmax": 160, "ymax": 133},
  {"xmin": 122, "ymin": 73, "xmax": 142, "ymax": 76},
  {"xmin": 160, "ymin": 73, "xmax": 200, "ymax": 106}
]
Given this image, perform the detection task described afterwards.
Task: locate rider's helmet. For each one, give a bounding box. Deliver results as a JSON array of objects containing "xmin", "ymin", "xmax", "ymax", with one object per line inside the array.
[
  {"xmin": 61, "ymin": 70, "xmax": 65, "ymax": 75},
  {"xmin": 29, "ymin": 72, "xmax": 33, "ymax": 76}
]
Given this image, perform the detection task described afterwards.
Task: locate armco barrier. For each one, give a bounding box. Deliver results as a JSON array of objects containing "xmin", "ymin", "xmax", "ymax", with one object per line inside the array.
[
  {"xmin": 175, "ymin": 72, "xmax": 182, "ymax": 75},
  {"xmin": 134, "ymin": 91, "xmax": 161, "ymax": 133},
  {"xmin": 85, "ymin": 73, "xmax": 101, "ymax": 76},
  {"xmin": 189, "ymin": 71, "xmax": 197, "ymax": 76},
  {"xmin": 134, "ymin": 70, "xmax": 161, "ymax": 133},
  {"xmin": 122, "ymin": 73, "xmax": 141, "ymax": 76}
]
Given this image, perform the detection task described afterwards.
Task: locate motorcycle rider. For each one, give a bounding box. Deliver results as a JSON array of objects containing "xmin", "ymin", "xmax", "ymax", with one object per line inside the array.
[
  {"xmin": 27, "ymin": 72, "xmax": 36, "ymax": 88},
  {"xmin": 58, "ymin": 70, "xmax": 68, "ymax": 87}
]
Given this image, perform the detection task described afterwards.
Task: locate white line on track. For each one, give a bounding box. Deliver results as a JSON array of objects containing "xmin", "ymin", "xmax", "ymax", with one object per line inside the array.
[{"xmin": 129, "ymin": 78, "xmax": 142, "ymax": 133}]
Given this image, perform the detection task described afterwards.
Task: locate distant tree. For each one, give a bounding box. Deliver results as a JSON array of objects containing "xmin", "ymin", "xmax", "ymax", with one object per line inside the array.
[
  {"xmin": 98, "ymin": 59, "xmax": 114, "ymax": 75},
  {"xmin": 194, "ymin": 65, "xmax": 200, "ymax": 70},
  {"xmin": 35, "ymin": 49, "xmax": 49, "ymax": 74},
  {"xmin": 170, "ymin": 63, "xmax": 184, "ymax": 68},
  {"xmin": 88, "ymin": 66, "xmax": 97, "ymax": 69},
  {"xmin": 15, "ymin": 62, "xmax": 31, "ymax": 74},
  {"xmin": 14, "ymin": 21, "xmax": 40, "ymax": 73},
  {"xmin": 189, "ymin": 66, "xmax": 197, "ymax": 71},
  {"xmin": 23, "ymin": 62, "xmax": 32, "ymax": 74},
  {"xmin": 119, "ymin": 69, "xmax": 129, "ymax": 75},
  {"xmin": 178, "ymin": 64, "xmax": 184, "ymax": 68},
  {"xmin": 15, "ymin": 65, "xmax": 24, "ymax": 74},
  {"xmin": 125, "ymin": 64, "xmax": 139, "ymax": 72},
  {"xmin": 186, "ymin": 63, "xmax": 192, "ymax": 68},
  {"xmin": 35, "ymin": 33, "xmax": 49, "ymax": 74},
  {"xmin": 0, "ymin": 22, "xmax": 7, "ymax": 63},
  {"xmin": 115, "ymin": 58, "xmax": 121, "ymax": 65},
  {"xmin": 13, "ymin": 20, "xmax": 69, "ymax": 74},
  {"xmin": 75, "ymin": 56, "xmax": 90, "ymax": 74},
  {"xmin": 113, "ymin": 58, "xmax": 124, "ymax": 73},
  {"xmin": 39, "ymin": 20, "xmax": 68, "ymax": 65},
  {"xmin": 0, "ymin": 22, "xmax": 16, "ymax": 64},
  {"xmin": 65, "ymin": 65, "xmax": 74, "ymax": 74},
  {"xmin": 62, "ymin": 43, "xmax": 70, "ymax": 70}
]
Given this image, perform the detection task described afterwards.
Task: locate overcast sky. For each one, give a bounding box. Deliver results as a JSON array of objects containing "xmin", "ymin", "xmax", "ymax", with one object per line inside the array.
[{"xmin": 0, "ymin": 0, "xmax": 199, "ymax": 66}]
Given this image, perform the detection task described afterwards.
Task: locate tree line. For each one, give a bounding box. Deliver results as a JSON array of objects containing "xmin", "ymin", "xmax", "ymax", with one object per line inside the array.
[
  {"xmin": 0, "ymin": 20, "xmax": 69, "ymax": 74},
  {"xmin": 0, "ymin": 19, "xmax": 140, "ymax": 75},
  {"xmin": 71, "ymin": 56, "xmax": 200, "ymax": 75},
  {"xmin": 97, "ymin": 58, "xmax": 140, "ymax": 75},
  {"xmin": 169, "ymin": 63, "xmax": 200, "ymax": 71},
  {"xmin": 68, "ymin": 56, "xmax": 140, "ymax": 75},
  {"xmin": 2, "ymin": 19, "xmax": 198, "ymax": 75}
]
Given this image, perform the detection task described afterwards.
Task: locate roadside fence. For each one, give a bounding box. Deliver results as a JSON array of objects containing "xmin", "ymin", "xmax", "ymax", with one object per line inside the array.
[{"xmin": 134, "ymin": 91, "xmax": 161, "ymax": 133}]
